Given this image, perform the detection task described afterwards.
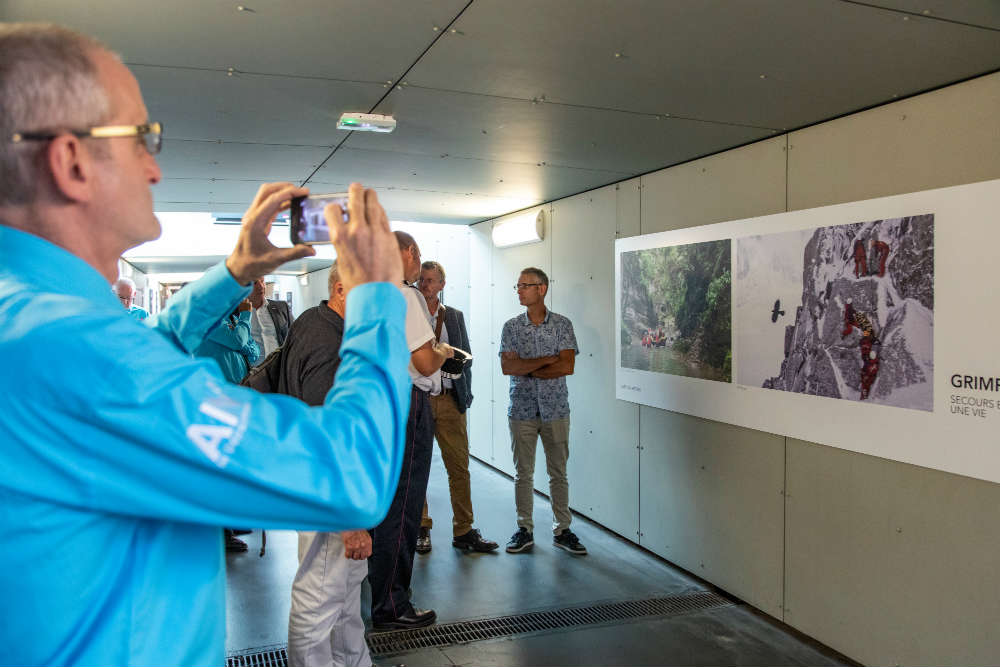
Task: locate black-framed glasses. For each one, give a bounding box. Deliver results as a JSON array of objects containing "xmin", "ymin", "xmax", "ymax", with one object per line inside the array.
[
  {"xmin": 10, "ymin": 121, "xmax": 164, "ymax": 155},
  {"xmin": 514, "ymin": 282, "xmax": 542, "ymax": 291}
]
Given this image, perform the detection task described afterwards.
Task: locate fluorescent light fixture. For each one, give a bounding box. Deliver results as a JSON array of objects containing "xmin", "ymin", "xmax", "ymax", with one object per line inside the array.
[
  {"xmin": 212, "ymin": 212, "xmax": 288, "ymax": 226},
  {"xmin": 492, "ymin": 209, "xmax": 545, "ymax": 248},
  {"xmin": 337, "ymin": 112, "xmax": 396, "ymax": 133}
]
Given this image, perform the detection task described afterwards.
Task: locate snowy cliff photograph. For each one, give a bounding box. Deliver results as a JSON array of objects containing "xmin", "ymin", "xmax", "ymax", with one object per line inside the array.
[
  {"xmin": 620, "ymin": 240, "xmax": 732, "ymax": 382},
  {"xmin": 735, "ymin": 214, "xmax": 934, "ymax": 411}
]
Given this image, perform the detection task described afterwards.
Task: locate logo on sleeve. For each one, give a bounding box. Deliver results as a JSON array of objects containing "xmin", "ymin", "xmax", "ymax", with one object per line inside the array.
[{"xmin": 186, "ymin": 385, "xmax": 250, "ymax": 467}]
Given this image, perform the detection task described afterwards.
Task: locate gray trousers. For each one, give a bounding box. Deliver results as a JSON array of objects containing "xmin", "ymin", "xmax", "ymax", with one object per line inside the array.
[
  {"xmin": 288, "ymin": 531, "xmax": 370, "ymax": 667},
  {"xmin": 509, "ymin": 416, "xmax": 571, "ymax": 535}
]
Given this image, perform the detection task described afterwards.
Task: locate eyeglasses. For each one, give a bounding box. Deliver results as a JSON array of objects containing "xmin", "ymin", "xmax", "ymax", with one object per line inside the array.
[
  {"xmin": 514, "ymin": 282, "xmax": 542, "ymax": 291},
  {"xmin": 10, "ymin": 121, "xmax": 164, "ymax": 155}
]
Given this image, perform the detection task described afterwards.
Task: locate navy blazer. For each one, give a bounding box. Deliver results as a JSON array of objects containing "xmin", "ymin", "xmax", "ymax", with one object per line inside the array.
[
  {"xmin": 266, "ymin": 298, "xmax": 292, "ymax": 346},
  {"xmin": 440, "ymin": 305, "xmax": 473, "ymax": 413}
]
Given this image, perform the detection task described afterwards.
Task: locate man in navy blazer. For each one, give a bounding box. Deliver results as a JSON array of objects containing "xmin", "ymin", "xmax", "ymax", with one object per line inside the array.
[
  {"xmin": 249, "ymin": 278, "xmax": 293, "ymax": 362},
  {"xmin": 416, "ymin": 261, "xmax": 498, "ymax": 553}
]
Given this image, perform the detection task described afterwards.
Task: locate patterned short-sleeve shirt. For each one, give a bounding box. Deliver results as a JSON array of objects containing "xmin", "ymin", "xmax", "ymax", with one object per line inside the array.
[{"xmin": 499, "ymin": 309, "xmax": 578, "ymax": 421}]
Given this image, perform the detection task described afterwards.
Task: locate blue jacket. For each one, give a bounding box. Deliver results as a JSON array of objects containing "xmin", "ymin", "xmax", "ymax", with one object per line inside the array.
[
  {"xmin": 0, "ymin": 225, "xmax": 411, "ymax": 667},
  {"xmin": 194, "ymin": 310, "xmax": 260, "ymax": 383}
]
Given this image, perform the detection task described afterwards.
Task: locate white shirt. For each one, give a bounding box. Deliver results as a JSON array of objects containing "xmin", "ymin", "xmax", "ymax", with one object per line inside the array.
[
  {"xmin": 402, "ymin": 286, "xmax": 437, "ymax": 393},
  {"xmin": 250, "ymin": 304, "xmax": 280, "ymax": 361},
  {"xmin": 427, "ymin": 302, "xmax": 451, "ymax": 393}
]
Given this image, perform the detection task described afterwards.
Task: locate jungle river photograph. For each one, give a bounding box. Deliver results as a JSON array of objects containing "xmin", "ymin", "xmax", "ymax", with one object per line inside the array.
[{"xmin": 620, "ymin": 239, "xmax": 732, "ymax": 382}]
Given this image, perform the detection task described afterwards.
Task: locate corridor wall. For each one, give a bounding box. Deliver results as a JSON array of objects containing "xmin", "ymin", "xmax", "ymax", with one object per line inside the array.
[{"xmin": 467, "ymin": 71, "xmax": 1000, "ymax": 665}]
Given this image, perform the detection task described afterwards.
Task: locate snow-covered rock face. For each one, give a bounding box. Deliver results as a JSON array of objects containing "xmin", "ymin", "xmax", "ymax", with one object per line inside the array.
[{"xmin": 763, "ymin": 215, "xmax": 934, "ymax": 411}]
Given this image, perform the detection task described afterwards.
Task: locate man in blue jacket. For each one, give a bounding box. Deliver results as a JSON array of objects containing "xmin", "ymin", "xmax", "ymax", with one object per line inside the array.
[
  {"xmin": 0, "ymin": 23, "xmax": 410, "ymax": 667},
  {"xmin": 416, "ymin": 260, "xmax": 499, "ymax": 553}
]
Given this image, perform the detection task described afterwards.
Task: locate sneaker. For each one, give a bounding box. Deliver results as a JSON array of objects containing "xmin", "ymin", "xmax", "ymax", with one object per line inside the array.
[
  {"xmin": 553, "ymin": 529, "xmax": 587, "ymax": 555},
  {"xmin": 415, "ymin": 526, "xmax": 432, "ymax": 554},
  {"xmin": 452, "ymin": 528, "xmax": 499, "ymax": 552},
  {"xmin": 505, "ymin": 527, "xmax": 534, "ymax": 553}
]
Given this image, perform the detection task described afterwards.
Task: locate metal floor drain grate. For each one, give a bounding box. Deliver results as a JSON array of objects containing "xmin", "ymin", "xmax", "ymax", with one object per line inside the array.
[
  {"xmin": 227, "ymin": 644, "xmax": 287, "ymax": 667},
  {"xmin": 368, "ymin": 591, "xmax": 731, "ymax": 656},
  {"xmin": 226, "ymin": 591, "xmax": 733, "ymax": 662}
]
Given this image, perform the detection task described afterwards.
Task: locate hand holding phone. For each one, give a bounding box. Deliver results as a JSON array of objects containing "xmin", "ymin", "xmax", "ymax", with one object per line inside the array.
[{"xmin": 225, "ymin": 182, "xmax": 317, "ymax": 285}]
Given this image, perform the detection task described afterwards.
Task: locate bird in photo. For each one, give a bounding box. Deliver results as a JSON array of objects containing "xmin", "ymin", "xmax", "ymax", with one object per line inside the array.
[{"xmin": 771, "ymin": 299, "xmax": 785, "ymax": 323}]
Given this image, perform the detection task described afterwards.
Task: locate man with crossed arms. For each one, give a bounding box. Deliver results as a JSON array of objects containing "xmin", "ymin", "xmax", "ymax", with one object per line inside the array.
[{"xmin": 500, "ymin": 267, "xmax": 586, "ymax": 556}]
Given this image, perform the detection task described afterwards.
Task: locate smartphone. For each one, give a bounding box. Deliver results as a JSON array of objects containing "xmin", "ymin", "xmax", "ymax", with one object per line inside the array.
[{"xmin": 289, "ymin": 192, "xmax": 349, "ymax": 245}]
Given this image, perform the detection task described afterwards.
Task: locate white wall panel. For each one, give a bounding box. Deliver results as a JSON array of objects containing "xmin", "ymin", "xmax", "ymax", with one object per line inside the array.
[
  {"xmin": 785, "ymin": 439, "xmax": 1000, "ymax": 666},
  {"xmin": 639, "ymin": 409, "xmax": 785, "ymax": 618},
  {"xmin": 788, "ymin": 71, "xmax": 1000, "ymax": 211},
  {"xmin": 615, "ymin": 178, "xmax": 642, "ymax": 240},
  {"xmin": 550, "ymin": 187, "xmax": 639, "ymax": 540},
  {"xmin": 299, "ymin": 268, "xmax": 330, "ymax": 309},
  {"xmin": 467, "ymin": 224, "xmax": 494, "ymax": 463},
  {"xmin": 640, "ymin": 135, "xmax": 788, "ymax": 234}
]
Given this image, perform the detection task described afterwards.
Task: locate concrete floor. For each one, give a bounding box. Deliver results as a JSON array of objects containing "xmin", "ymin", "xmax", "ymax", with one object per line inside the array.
[{"xmin": 226, "ymin": 448, "xmax": 855, "ymax": 666}]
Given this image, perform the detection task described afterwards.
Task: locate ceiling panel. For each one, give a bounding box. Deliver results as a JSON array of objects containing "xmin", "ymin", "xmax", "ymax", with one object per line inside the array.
[
  {"xmin": 859, "ymin": 1, "xmax": 1000, "ymax": 29},
  {"xmin": 407, "ymin": 0, "xmax": 1000, "ymax": 129},
  {"xmin": 156, "ymin": 140, "xmax": 329, "ymax": 180},
  {"xmin": 1, "ymin": 0, "xmax": 468, "ymax": 81},
  {"xmin": 311, "ymin": 148, "xmax": 625, "ymax": 223},
  {"xmin": 152, "ymin": 141, "xmax": 330, "ymax": 211},
  {"xmin": 135, "ymin": 65, "xmax": 387, "ymax": 145},
  {"xmin": 154, "ymin": 178, "xmax": 271, "ymax": 212},
  {"xmin": 346, "ymin": 85, "xmax": 775, "ymax": 175}
]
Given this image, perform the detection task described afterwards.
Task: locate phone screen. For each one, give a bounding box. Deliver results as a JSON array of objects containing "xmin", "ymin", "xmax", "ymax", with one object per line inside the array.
[{"xmin": 290, "ymin": 192, "xmax": 348, "ymax": 245}]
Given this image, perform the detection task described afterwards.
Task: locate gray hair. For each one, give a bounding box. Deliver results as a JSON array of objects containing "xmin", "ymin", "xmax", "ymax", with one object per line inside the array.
[
  {"xmin": 326, "ymin": 261, "xmax": 341, "ymax": 297},
  {"xmin": 0, "ymin": 23, "xmax": 114, "ymax": 206},
  {"xmin": 113, "ymin": 276, "xmax": 136, "ymax": 291},
  {"xmin": 520, "ymin": 266, "xmax": 549, "ymax": 288},
  {"xmin": 421, "ymin": 260, "xmax": 446, "ymax": 282}
]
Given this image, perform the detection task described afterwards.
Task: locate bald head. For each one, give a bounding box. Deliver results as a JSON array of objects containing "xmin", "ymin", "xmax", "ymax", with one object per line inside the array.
[
  {"xmin": 326, "ymin": 261, "xmax": 346, "ymax": 317},
  {"xmin": 393, "ymin": 230, "xmax": 421, "ymax": 283}
]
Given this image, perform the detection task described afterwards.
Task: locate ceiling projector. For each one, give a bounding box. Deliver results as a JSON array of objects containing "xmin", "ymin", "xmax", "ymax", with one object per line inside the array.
[{"xmin": 337, "ymin": 112, "xmax": 396, "ymax": 133}]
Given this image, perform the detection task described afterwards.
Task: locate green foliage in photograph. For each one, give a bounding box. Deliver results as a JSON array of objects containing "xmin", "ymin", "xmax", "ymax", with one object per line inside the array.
[{"xmin": 636, "ymin": 239, "xmax": 731, "ymax": 373}]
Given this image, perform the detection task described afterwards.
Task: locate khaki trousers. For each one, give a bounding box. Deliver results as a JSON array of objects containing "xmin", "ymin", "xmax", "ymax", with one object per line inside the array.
[
  {"xmin": 420, "ymin": 391, "xmax": 475, "ymax": 536},
  {"xmin": 509, "ymin": 416, "xmax": 571, "ymax": 535}
]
